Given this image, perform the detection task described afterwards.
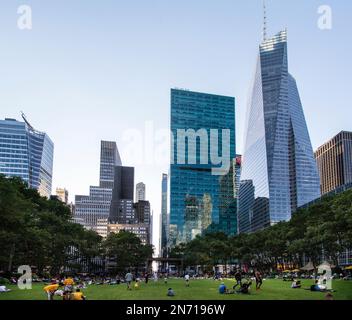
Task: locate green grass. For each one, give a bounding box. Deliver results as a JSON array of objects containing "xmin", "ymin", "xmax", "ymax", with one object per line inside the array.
[{"xmin": 1, "ymin": 279, "xmax": 352, "ymax": 300}]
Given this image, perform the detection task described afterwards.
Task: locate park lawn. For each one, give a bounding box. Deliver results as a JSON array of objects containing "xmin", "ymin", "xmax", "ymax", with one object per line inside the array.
[{"xmin": 0, "ymin": 279, "xmax": 352, "ymax": 300}]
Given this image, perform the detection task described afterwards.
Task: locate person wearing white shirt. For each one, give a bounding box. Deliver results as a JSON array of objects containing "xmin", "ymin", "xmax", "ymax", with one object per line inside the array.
[{"xmin": 184, "ymin": 274, "xmax": 190, "ymax": 287}]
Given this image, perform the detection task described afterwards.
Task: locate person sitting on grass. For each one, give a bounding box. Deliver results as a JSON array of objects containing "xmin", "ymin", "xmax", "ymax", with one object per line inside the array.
[
  {"xmin": 71, "ymin": 288, "xmax": 86, "ymax": 300},
  {"xmin": 167, "ymin": 288, "xmax": 175, "ymax": 297},
  {"xmin": 218, "ymin": 282, "xmax": 235, "ymax": 294},
  {"xmin": 219, "ymin": 282, "xmax": 227, "ymax": 294},
  {"xmin": 63, "ymin": 277, "xmax": 74, "ymax": 293},
  {"xmin": 236, "ymin": 279, "xmax": 252, "ymax": 294},
  {"xmin": 291, "ymin": 280, "xmax": 302, "ymax": 289},
  {"xmin": 62, "ymin": 290, "xmax": 71, "ymax": 301}
]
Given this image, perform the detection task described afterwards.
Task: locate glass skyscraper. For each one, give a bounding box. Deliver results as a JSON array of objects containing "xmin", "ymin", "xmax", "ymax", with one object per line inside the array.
[
  {"xmin": 0, "ymin": 116, "xmax": 54, "ymax": 198},
  {"xmin": 238, "ymin": 30, "xmax": 320, "ymax": 233},
  {"xmin": 170, "ymin": 89, "xmax": 236, "ymax": 244}
]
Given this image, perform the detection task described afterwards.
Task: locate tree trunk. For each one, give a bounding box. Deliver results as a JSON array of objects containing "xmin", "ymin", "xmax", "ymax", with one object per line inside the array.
[{"xmin": 8, "ymin": 243, "xmax": 15, "ymax": 272}]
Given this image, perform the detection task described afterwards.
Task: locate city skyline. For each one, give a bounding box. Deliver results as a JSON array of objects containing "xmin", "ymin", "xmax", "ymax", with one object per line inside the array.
[{"xmin": 1, "ymin": 1, "xmax": 351, "ymax": 251}]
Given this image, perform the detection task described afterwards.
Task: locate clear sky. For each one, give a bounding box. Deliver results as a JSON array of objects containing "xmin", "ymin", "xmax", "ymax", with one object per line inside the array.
[{"xmin": 1, "ymin": 0, "xmax": 351, "ymax": 252}]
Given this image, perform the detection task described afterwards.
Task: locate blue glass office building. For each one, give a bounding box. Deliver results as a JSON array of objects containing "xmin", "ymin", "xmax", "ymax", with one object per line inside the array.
[
  {"xmin": 170, "ymin": 89, "xmax": 236, "ymax": 244},
  {"xmin": 0, "ymin": 117, "xmax": 54, "ymax": 198},
  {"xmin": 238, "ymin": 30, "xmax": 320, "ymax": 233}
]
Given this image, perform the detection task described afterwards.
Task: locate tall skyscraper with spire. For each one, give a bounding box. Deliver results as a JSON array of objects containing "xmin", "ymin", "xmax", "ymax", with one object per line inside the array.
[{"xmin": 238, "ymin": 26, "xmax": 320, "ymax": 233}]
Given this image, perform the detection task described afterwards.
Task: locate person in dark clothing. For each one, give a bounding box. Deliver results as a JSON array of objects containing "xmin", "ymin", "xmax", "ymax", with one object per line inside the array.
[
  {"xmin": 233, "ymin": 270, "xmax": 242, "ymax": 290},
  {"xmin": 255, "ymin": 270, "xmax": 263, "ymax": 290},
  {"xmin": 167, "ymin": 288, "xmax": 175, "ymax": 297}
]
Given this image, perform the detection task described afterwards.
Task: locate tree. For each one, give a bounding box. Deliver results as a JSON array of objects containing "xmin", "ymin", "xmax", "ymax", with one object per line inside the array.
[
  {"xmin": 0, "ymin": 175, "xmax": 104, "ymax": 275},
  {"xmin": 103, "ymin": 231, "xmax": 153, "ymax": 273},
  {"xmin": 171, "ymin": 189, "xmax": 352, "ymax": 272}
]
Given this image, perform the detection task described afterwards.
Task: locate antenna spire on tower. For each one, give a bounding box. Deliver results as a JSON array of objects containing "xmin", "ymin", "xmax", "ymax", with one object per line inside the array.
[{"xmin": 263, "ymin": 0, "xmax": 267, "ymax": 41}]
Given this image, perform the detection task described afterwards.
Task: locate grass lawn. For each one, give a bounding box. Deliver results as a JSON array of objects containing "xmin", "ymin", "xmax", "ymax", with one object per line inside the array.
[{"xmin": 1, "ymin": 278, "xmax": 352, "ymax": 300}]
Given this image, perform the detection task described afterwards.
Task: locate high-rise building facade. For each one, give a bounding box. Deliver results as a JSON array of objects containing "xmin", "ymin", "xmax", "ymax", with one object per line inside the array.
[
  {"xmin": 315, "ymin": 131, "xmax": 352, "ymax": 195},
  {"xmin": 109, "ymin": 166, "xmax": 135, "ymax": 224},
  {"xmin": 107, "ymin": 223, "xmax": 150, "ymax": 245},
  {"xmin": 135, "ymin": 182, "xmax": 146, "ymax": 202},
  {"xmin": 56, "ymin": 187, "xmax": 68, "ymax": 204},
  {"xmin": 238, "ymin": 30, "xmax": 320, "ymax": 233},
  {"xmin": 0, "ymin": 116, "xmax": 54, "ymax": 198},
  {"xmin": 108, "ymin": 165, "xmax": 152, "ymax": 244},
  {"xmin": 134, "ymin": 200, "xmax": 151, "ymax": 225},
  {"xmin": 170, "ymin": 89, "xmax": 236, "ymax": 244},
  {"xmin": 216, "ymin": 155, "xmax": 242, "ymax": 236},
  {"xmin": 99, "ymin": 141, "xmax": 122, "ymax": 188},
  {"xmin": 160, "ymin": 173, "xmax": 168, "ymax": 257},
  {"xmin": 74, "ymin": 141, "xmax": 121, "ymax": 237}
]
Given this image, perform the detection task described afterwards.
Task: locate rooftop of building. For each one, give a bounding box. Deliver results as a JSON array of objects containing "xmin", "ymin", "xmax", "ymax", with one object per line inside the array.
[
  {"xmin": 315, "ymin": 131, "xmax": 352, "ymax": 154},
  {"xmin": 171, "ymin": 88, "xmax": 235, "ymax": 100}
]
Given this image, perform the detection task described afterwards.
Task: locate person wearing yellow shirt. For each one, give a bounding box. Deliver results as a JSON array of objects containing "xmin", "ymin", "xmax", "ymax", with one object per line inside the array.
[
  {"xmin": 43, "ymin": 282, "xmax": 61, "ymax": 301},
  {"xmin": 63, "ymin": 277, "xmax": 74, "ymax": 292},
  {"xmin": 71, "ymin": 288, "xmax": 86, "ymax": 300},
  {"xmin": 63, "ymin": 277, "xmax": 74, "ymax": 285}
]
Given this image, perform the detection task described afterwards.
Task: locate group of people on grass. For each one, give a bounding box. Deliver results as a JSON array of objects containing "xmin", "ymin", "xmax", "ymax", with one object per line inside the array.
[
  {"xmin": 123, "ymin": 270, "xmax": 191, "ymax": 297},
  {"xmin": 43, "ymin": 277, "xmax": 86, "ymax": 301},
  {"xmin": 1, "ymin": 267, "xmax": 337, "ymax": 300},
  {"xmin": 218, "ymin": 270, "xmax": 263, "ymax": 295},
  {"xmin": 289, "ymin": 275, "xmax": 330, "ymax": 292},
  {"xmin": 217, "ymin": 269, "xmax": 335, "ymax": 297}
]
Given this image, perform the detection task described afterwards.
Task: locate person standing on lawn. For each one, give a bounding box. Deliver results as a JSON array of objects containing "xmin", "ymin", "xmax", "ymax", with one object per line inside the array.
[
  {"xmin": 233, "ymin": 270, "xmax": 242, "ymax": 290},
  {"xmin": 255, "ymin": 270, "xmax": 263, "ymax": 291},
  {"xmin": 185, "ymin": 274, "xmax": 190, "ymax": 287},
  {"xmin": 125, "ymin": 271, "xmax": 133, "ymax": 290}
]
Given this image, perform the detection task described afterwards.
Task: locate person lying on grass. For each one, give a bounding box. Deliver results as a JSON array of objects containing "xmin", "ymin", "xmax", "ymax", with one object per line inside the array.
[{"xmin": 291, "ymin": 280, "xmax": 302, "ymax": 289}]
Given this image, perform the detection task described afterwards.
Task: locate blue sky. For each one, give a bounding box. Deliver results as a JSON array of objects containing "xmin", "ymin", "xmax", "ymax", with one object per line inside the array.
[{"xmin": 0, "ymin": 0, "xmax": 351, "ymax": 249}]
